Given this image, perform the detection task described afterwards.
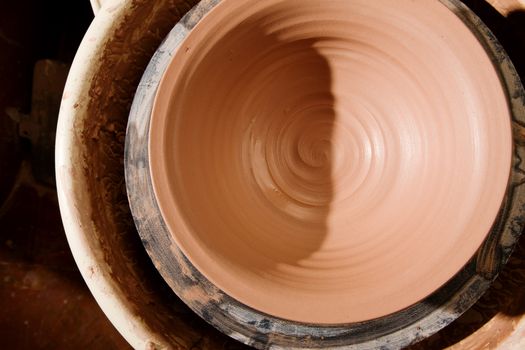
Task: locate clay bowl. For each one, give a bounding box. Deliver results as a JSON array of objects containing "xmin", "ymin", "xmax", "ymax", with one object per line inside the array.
[
  {"xmin": 125, "ymin": 0, "xmax": 525, "ymax": 348},
  {"xmin": 153, "ymin": 0, "xmax": 511, "ymax": 323}
]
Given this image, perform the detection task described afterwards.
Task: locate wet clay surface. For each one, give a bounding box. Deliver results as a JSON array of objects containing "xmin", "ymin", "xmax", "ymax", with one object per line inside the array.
[
  {"xmin": 149, "ymin": 0, "xmax": 512, "ymax": 324},
  {"xmin": 409, "ymin": 1, "xmax": 525, "ymax": 348}
]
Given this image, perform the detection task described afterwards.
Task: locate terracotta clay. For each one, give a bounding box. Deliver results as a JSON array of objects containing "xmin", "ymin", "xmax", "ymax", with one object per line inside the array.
[{"xmin": 149, "ymin": 0, "xmax": 512, "ymax": 324}]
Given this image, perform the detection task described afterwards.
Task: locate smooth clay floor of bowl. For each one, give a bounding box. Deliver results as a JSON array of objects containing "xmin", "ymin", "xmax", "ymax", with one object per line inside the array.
[{"xmin": 149, "ymin": 0, "xmax": 512, "ymax": 324}]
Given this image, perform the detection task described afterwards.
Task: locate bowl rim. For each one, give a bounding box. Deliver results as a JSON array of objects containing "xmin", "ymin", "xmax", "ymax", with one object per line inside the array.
[{"xmin": 124, "ymin": 0, "xmax": 525, "ymax": 348}]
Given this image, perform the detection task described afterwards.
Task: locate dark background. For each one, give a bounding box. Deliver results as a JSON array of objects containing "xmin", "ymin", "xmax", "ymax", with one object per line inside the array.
[{"xmin": 0, "ymin": 1, "xmax": 129, "ymax": 348}]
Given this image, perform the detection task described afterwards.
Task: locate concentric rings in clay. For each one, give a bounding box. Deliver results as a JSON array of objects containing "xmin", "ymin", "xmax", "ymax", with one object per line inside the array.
[{"xmin": 149, "ymin": 0, "xmax": 512, "ymax": 324}]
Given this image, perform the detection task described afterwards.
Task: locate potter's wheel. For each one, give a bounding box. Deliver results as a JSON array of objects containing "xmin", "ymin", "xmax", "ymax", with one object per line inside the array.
[
  {"xmin": 124, "ymin": 0, "xmax": 525, "ymax": 347},
  {"xmin": 53, "ymin": 0, "xmax": 525, "ymax": 348}
]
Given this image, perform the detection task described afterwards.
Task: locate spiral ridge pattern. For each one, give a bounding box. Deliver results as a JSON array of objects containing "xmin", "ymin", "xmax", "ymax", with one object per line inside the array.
[{"xmin": 149, "ymin": 0, "xmax": 512, "ymax": 323}]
